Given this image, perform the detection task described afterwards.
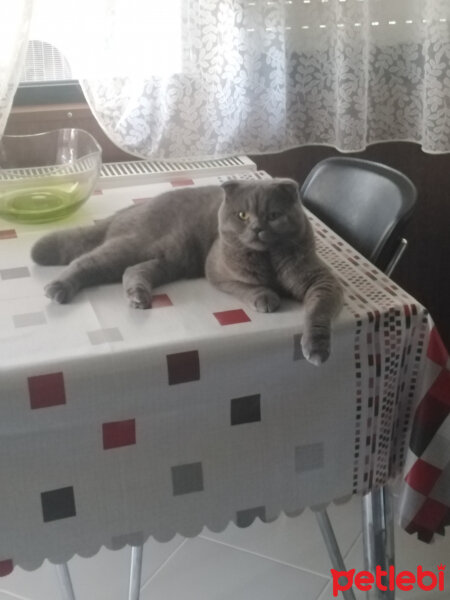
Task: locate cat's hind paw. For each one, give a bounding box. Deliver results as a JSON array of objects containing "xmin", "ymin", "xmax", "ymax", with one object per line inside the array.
[
  {"xmin": 126, "ymin": 286, "xmax": 152, "ymax": 310},
  {"xmin": 45, "ymin": 280, "xmax": 76, "ymax": 304},
  {"xmin": 253, "ymin": 290, "xmax": 281, "ymax": 313}
]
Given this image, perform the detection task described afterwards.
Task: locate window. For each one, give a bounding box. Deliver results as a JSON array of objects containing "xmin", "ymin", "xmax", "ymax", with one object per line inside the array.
[
  {"xmin": 21, "ymin": 40, "xmax": 72, "ymax": 83},
  {"xmin": 15, "ymin": 0, "xmax": 183, "ymax": 106}
]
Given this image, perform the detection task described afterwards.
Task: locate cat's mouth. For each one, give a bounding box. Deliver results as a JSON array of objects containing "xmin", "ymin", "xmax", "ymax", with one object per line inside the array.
[
  {"xmin": 258, "ymin": 231, "xmax": 272, "ymax": 243},
  {"xmin": 243, "ymin": 231, "xmax": 274, "ymax": 251}
]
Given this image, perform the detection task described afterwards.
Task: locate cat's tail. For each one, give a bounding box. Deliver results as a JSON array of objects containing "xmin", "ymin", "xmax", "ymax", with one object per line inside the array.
[{"xmin": 31, "ymin": 219, "xmax": 111, "ymax": 265}]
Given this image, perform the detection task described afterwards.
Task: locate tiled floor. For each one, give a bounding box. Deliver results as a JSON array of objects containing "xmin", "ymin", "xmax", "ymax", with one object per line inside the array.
[{"xmin": 1, "ymin": 496, "xmax": 448, "ymax": 600}]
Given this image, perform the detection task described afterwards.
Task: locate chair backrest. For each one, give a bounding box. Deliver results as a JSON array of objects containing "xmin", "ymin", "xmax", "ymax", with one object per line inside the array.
[{"xmin": 300, "ymin": 157, "xmax": 417, "ymax": 272}]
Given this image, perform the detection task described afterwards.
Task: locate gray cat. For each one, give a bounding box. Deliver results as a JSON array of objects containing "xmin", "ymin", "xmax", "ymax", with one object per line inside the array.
[{"xmin": 31, "ymin": 179, "xmax": 342, "ymax": 365}]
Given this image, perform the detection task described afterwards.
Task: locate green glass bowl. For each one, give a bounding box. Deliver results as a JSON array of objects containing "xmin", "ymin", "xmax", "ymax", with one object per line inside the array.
[{"xmin": 0, "ymin": 129, "xmax": 102, "ymax": 224}]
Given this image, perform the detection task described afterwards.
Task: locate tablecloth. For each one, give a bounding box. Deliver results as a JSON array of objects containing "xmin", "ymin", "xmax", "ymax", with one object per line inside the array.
[
  {"xmin": 0, "ymin": 170, "xmax": 447, "ymax": 576},
  {"xmin": 399, "ymin": 328, "xmax": 450, "ymax": 542}
]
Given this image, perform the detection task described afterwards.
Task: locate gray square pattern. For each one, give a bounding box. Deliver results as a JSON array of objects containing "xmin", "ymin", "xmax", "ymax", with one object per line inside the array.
[
  {"xmin": 295, "ymin": 442, "xmax": 324, "ymax": 473},
  {"xmin": 236, "ymin": 506, "xmax": 266, "ymax": 528},
  {"xmin": 171, "ymin": 462, "xmax": 204, "ymax": 496},
  {"xmin": 110, "ymin": 531, "xmax": 144, "ymax": 550},
  {"xmin": 293, "ymin": 334, "xmax": 305, "ymax": 361},
  {"xmin": 0, "ymin": 267, "xmax": 30, "ymax": 280},
  {"xmin": 422, "ymin": 430, "xmax": 450, "ymax": 470},
  {"xmin": 13, "ymin": 312, "xmax": 46, "ymax": 328},
  {"xmin": 429, "ymin": 461, "xmax": 450, "ymax": 505},
  {"xmin": 87, "ymin": 328, "xmax": 123, "ymax": 345}
]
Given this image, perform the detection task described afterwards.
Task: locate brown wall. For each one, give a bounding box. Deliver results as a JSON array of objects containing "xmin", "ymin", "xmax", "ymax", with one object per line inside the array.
[
  {"xmin": 6, "ymin": 106, "xmax": 450, "ymax": 346},
  {"xmin": 6, "ymin": 104, "xmax": 136, "ymax": 162}
]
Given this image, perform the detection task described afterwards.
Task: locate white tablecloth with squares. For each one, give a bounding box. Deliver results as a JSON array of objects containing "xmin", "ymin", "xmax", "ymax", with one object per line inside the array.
[{"xmin": 0, "ymin": 171, "xmax": 440, "ymax": 575}]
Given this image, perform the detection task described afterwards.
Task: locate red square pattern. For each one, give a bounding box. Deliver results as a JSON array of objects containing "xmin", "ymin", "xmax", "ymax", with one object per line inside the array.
[
  {"xmin": 405, "ymin": 458, "xmax": 442, "ymax": 496},
  {"xmin": 152, "ymin": 294, "xmax": 173, "ymax": 308},
  {"xmin": 0, "ymin": 559, "xmax": 13, "ymax": 577},
  {"xmin": 170, "ymin": 178, "xmax": 194, "ymax": 187},
  {"xmin": 409, "ymin": 497, "xmax": 448, "ymax": 532},
  {"xmin": 428, "ymin": 369, "xmax": 450, "ymax": 408},
  {"xmin": 427, "ymin": 327, "xmax": 449, "ymax": 368},
  {"xmin": 102, "ymin": 419, "xmax": 136, "ymax": 450},
  {"xmin": 213, "ymin": 309, "xmax": 251, "ymax": 326},
  {"xmin": 28, "ymin": 372, "xmax": 66, "ymax": 409},
  {"xmin": 0, "ymin": 230, "xmax": 17, "ymax": 240}
]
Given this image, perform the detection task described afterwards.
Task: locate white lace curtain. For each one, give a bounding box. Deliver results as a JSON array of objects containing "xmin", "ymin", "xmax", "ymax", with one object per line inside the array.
[
  {"xmin": 0, "ymin": 0, "xmax": 33, "ymax": 137},
  {"xmin": 1, "ymin": 0, "xmax": 450, "ymax": 159}
]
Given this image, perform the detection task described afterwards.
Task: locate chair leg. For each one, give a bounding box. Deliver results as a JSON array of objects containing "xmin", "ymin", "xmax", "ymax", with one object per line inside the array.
[
  {"xmin": 384, "ymin": 239, "xmax": 408, "ymax": 277},
  {"xmin": 362, "ymin": 486, "xmax": 395, "ymax": 599},
  {"xmin": 55, "ymin": 563, "xmax": 76, "ymax": 600},
  {"xmin": 128, "ymin": 544, "xmax": 144, "ymax": 600},
  {"xmin": 315, "ymin": 509, "xmax": 356, "ymax": 600}
]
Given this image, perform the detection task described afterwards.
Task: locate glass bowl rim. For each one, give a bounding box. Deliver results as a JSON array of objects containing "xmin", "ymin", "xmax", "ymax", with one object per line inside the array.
[{"xmin": 1, "ymin": 128, "xmax": 102, "ymax": 161}]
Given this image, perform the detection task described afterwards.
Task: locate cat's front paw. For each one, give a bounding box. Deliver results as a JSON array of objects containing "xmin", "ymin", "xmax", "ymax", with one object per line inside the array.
[
  {"xmin": 301, "ymin": 328, "xmax": 331, "ymax": 366},
  {"xmin": 45, "ymin": 280, "xmax": 76, "ymax": 304},
  {"xmin": 126, "ymin": 285, "xmax": 152, "ymax": 309},
  {"xmin": 253, "ymin": 290, "xmax": 281, "ymax": 313}
]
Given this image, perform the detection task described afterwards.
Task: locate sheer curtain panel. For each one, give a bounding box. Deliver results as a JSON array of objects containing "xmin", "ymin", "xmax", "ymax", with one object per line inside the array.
[
  {"xmin": 79, "ymin": 0, "xmax": 450, "ymax": 158},
  {"xmin": 1, "ymin": 0, "xmax": 450, "ymax": 159},
  {"xmin": 0, "ymin": 0, "xmax": 33, "ymax": 137}
]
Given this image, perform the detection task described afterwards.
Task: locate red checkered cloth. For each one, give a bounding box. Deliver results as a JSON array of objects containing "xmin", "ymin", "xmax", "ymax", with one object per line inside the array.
[{"xmin": 400, "ymin": 324, "xmax": 450, "ymax": 542}]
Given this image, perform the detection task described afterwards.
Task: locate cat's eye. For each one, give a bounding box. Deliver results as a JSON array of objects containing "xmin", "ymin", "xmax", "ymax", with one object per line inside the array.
[
  {"xmin": 268, "ymin": 211, "xmax": 282, "ymax": 221},
  {"xmin": 238, "ymin": 211, "xmax": 249, "ymax": 221}
]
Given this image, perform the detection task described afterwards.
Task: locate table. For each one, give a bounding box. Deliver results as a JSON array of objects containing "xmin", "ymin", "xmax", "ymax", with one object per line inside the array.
[{"xmin": 0, "ymin": 170, "xmax": 448, "ymax": 580}]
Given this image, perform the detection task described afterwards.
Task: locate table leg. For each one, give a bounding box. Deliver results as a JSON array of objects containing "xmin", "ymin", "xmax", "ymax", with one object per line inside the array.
[
  {"xmin": 315, "ymin": 509, "xmax": 356, "ymax": 600},
  {"xmin": 55, "ymin": 563, "xmax": 76, "ymax": 600},
  {"xmin": 128, "ymin": 544, "xmax": 144, "ymax": 600},
  {"xmin": 362, "ymin": 486, "xmax": 395, "ymax": 600}
]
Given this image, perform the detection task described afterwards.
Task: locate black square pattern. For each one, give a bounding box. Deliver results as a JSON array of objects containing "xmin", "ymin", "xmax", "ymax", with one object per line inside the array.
[
  {"xmin": 231, "ymin": 394, "xmax": 261, "ymax": 426},
  {"xmin": 41, "ymin": 486, "xmax": 76, "ymax": 522},
  {"xmin": 111, "ymin": 531, "xmax": 144, "ymax": 550},
  {"xmin": 293, "ymin": 334, "xmax": 305, "ymax": 360},
  {"xmin": 166, "ymin": 351, "xmax": 200, "ymax": 385},
  {"xmin": 236, "ymin": 506, "xmax": 266, "ymax": 528}
]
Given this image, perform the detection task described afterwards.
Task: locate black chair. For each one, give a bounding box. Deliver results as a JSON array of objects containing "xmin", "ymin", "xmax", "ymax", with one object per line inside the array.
[{"xmin": 301, "ymin": 157, "xmax": 417, "ymax": 275}]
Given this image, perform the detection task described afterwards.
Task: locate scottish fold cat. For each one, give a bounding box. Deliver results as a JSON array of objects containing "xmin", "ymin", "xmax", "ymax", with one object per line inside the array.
[{"xmin": 32, "ymin": 179, "xmax": 342, "ymax": 364}]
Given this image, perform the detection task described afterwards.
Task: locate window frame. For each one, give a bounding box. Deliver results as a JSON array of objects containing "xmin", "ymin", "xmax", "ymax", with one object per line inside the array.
[{"xmin": 13, "ymin": 80, "xmax": 85, "ymax": 107}]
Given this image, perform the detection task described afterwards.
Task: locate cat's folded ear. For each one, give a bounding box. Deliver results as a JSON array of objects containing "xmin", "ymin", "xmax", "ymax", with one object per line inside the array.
[
  {"xmin": 275, "ymin": 179, "xmax": 300, "ymax": 202},
  {"xmin": 221, "ymin": 180, "xmax": 242, "ymax": 197}
]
